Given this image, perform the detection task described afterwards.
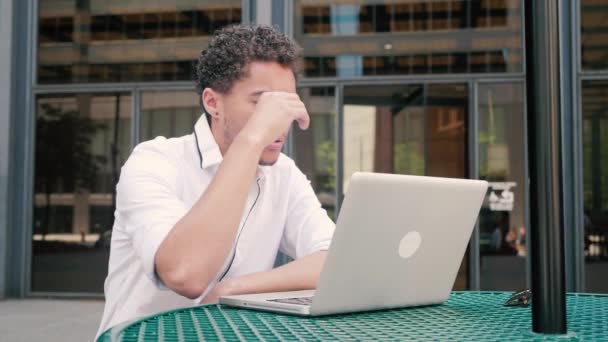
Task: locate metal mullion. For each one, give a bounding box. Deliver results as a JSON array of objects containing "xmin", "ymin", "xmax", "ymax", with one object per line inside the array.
[
  {"xmin": 29, "ymin": 291, "xmax": 105, "ymax": 299},
  {"xmin": 132, "ymin": 88, "xmax": 141, "ymax": 148},
  {"xmin": 242, "ymin": 0, "xmax": 252, "ymax": 24},
  {"xmin": 21, "ymin": 0, "xmax": 37, "ymax": 298},
  {"xmin": 31, "ymin": 0, "xmax": 39, "ymax": 87},
  {"xmin": 522, "ymin": 79, "xmax": 531, "ymax": 291},
  {"xmin": 423, "ymin": 84, "xmax": 428, "ymax": 175},
  {"xmin": 300, "ymin": 73, "xmax": 527, "ymax": 85},
  {"xmin": 301, "ymin": 78, "xmax": 527, "ymax": 91},
  {"xmin": 521, "ymin": 0, "xmax": 527, "ymax": 76},
  {"xmin": 335, "ymin": 83, "xmax": 344, "ymax": 214},
  {"xmin": 572, "ymin": 0, "xmax": 587, "ymax": 293},
  {"xmin": 558, "ymin": 0, "xmax": 579, "ymax": 293},
  {"xmin": 285, "ymin": 0, "xmax": 294, "ymax": 38},
  {"xmin": 574, "ymin": 75, "xmax": 587, "ymax": 293},
  {"xmin": 22, "ymin": 94, "xmax": 35, "ymax": 298},
  {"xmin": 33, "ymin": 81, "xmax": 194, "ymax": 94},
  {"xmin": 137, "ymin": 84, "xmax": 194, "ymax": 91},
  {"xmin": 298, "ymin": 79, "xmax": 339, "ymax": 87},
  {"xmin": 33, "ymin": 86, "xmax": 134, "ymax": 94},
  {"xmin": 0, "ymin": 0, "xmax": 12, "ymax": 298},
  {"xmin": 271, "ymin": 0, "xmax": 285, "ymax": 32},
  {"xmin": 285, "ymin": 129, "xmax": 294, "ymax": 159},
  {"xmin": 468, "ymin": 80, "xmax": 480, "ymax": 291},
  {"xmin": 475, "ymin": 77, "xmax": 527, "ymax": 83},
  {"xmin": 575, "ymin": 0, "xmax": 582, "ymax": 74},
  {"xmin": 579, "ymin": 73, "xmax": 608, "ymax": 80}
]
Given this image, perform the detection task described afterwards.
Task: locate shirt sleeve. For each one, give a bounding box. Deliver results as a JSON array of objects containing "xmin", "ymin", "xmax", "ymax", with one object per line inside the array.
[
  {"xmin": 279, "ymin": 162, "xmax": 336, "ymax": 259},
  {"xmin": 116, "ymin": 139, "xmax": 189, "ymax": 289}
]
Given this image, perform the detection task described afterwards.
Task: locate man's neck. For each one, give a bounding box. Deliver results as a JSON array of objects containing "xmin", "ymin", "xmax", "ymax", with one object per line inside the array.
[{"xmin": 210, "ymin": 124, "xmax": 230, "ymax": 157}]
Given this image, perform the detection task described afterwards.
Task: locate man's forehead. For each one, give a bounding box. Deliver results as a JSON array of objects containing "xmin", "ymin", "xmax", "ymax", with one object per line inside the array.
[{"xmin": 235, "ymin": 62, "xmax": 296, "ymax": 93}]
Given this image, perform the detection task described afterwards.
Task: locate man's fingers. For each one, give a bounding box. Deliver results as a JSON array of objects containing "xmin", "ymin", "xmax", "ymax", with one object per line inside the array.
[
  {"xmin": 297, "ymin": 116, "xmax": 310, "ymax": 130},
  {"xmin": 292, "ymin": 106, "xmax": 310, "ymax": 130},
  {"xmin": 288, "ymin": 102, "xmax": 309, "ymax": 128}
]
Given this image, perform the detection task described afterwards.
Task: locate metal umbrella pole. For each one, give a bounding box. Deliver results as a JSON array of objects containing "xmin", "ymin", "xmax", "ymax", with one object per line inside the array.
[{"xmin": 524, "ymin": 0, "xmax": 567, "ymax": 334}]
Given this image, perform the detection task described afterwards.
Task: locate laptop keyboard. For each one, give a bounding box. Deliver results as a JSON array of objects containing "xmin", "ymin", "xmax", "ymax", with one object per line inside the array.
[{"xmin": 268, "ymin": 296, "xmax": 314, "ymax": 306}]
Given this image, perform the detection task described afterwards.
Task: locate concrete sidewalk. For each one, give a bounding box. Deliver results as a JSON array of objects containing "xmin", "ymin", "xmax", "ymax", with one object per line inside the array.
[{"xmin": 0, "ymin": 299, "xmax": 104, "ymax": 342}]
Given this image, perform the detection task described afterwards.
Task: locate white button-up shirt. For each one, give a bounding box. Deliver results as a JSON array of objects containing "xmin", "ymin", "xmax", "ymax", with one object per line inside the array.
[{"xmin": 96, "ymin": 115, "xmax": 335, "ymax": 338}]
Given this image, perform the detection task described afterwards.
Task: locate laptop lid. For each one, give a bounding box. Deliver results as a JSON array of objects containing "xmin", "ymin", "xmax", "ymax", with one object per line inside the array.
[{"xmin": 309, "ymin": 172, "xmax": 488, "ymax": 316}]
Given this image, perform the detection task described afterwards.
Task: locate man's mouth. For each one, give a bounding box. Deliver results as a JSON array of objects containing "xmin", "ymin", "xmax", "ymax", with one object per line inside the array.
[{"xmin": 267, "ymin": 137, "xmax": 285, "ymax": 151}]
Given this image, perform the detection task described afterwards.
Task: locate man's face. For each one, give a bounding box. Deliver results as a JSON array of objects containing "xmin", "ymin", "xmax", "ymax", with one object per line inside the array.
[{"xmin": 211, "ymin": 61, "xmax": 297, "ymax": 166}]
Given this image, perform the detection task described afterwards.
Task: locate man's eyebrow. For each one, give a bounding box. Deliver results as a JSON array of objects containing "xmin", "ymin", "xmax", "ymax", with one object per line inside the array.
[{"xmin": 249, "ymin": 90, "xmax": 268, "ymax": 97}]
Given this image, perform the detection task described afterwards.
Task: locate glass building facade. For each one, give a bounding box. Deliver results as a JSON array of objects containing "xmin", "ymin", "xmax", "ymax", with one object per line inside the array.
[{"xmin": 0, "ymin": 0, "xmax": 607, "ymax": 297}]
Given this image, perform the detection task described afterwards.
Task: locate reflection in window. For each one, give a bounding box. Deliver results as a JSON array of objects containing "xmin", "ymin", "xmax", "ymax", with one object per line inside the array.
[
  {"xmin": 582, "ymin": 80, "xmax": 608, "ymax": 293},
  {"xmin": 304, "ymin": 51, "xmax": 509, "ymax": 77},
  {"xmin": 477, "ymin": 83, "xmax": 526, "ymax": 291},
  {"xmin": 581, "ymin": 0, "xmax": 608, "ymax": 71},
  {"xmin": 39, "ymin": 62, "xmax": 196, "ymax": 84},
  {"xmin": 37, "ymin": 0, "xmax": 241, "ymax": 84},
  {"xmin": 33, "ymin": 93, "xmax": 132, "ymax": 293},
  {"xmin": 140, "ymin": 91, "xmax": 201, "ymax": 142},
  {"xmin": 300, "ymin": 0, "xmax": 510, "ymax": 35},
  {"xmin": 295, "ymin": 0, "xmax": 522, "ymax": 77},
  {"xmin": 342, "ymin": 83, "xmax": 468, "ymax": 289},
  {"xmin": 343, "ymin": 84, "xmax": 467, "ymax": 187},
  {"xmin": 293, "ymin": 87, "xmax": 336, "ymax": 219},
  {"xmin": 86, "ymin": 9, "xmax": 240, "ymax": 41}
]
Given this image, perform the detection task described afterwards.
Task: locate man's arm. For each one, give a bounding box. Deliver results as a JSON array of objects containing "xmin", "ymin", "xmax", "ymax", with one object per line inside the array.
[
  {"xmin": 155, "ymin": 135, "xmax": 262, "ymax": 298},
  {"xmin": 155, "ymin": 92, "xmax": 309, "ymax": 299},
  {"xmin": 201, "ymin": 251, "xmax": 327, "ymax": 304}
]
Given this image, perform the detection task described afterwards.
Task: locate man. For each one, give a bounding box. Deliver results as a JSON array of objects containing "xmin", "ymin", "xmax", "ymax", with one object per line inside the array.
[{"xmin": 96, "ymin": 24, "xmax": 335, "ymax": 338}]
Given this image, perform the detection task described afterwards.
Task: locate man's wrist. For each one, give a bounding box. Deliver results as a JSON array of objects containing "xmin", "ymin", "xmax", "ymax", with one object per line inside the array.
[
  {"xmin": 220, "ymin": 277, "xmax": 243, "ymax": 296},
  {"xmin": 234, "ymin": 129, "xmax": 265, "ymax": 152}
]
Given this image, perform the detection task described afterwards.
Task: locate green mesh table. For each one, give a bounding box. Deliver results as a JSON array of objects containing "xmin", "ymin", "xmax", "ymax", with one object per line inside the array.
[{"xmin": 98, "ymin": 292, "xmax": 608, "ymax": 341}]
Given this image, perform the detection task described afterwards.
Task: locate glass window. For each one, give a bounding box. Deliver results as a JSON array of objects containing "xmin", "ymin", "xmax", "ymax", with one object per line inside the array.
[
  {"xmin": 140, "ymin": 90, "xmax": 201, "ymax": 142},
  {"xmin": 581, "ymin": 0, "xmax": 608, "ymax": 71},
  {"xmin": 293, "ymin": 87, "xmax": 337, "ymax": 219},
  {"xmin": 342, "ymin": 83, "xmax": 469, "ymax": 289},
  {"xmin": 37, "ymin": 0, "xmax": 241, "ymax": 84},
  {"xmin": 477, "ymin": 82, "xmax": 526, "ymax": 291},
  {"xmin": 33, "ymin": 93, "xmax": 131, "ymax": 293},
  {"xmin": 582, "ymin": 80, "xmax": 608, "ymax": 293},
  {"xmin": 295, "ymin": 0, "xmax": 523, "ymax": 77}
]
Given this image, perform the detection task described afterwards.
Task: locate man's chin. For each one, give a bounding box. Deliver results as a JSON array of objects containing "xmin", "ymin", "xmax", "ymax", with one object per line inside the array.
[
  {"xmin": 259, "ymin": 160, "xmax": 278, "ymax": 166},
  {"xmin": 259, "ymin": 151, "xmax": 280, "ymax": 166}
]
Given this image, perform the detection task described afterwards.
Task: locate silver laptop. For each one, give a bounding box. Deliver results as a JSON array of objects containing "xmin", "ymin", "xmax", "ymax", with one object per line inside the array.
[{"xmin": 219, "ymin": 172, "xmax": 488, "ymax": 316}]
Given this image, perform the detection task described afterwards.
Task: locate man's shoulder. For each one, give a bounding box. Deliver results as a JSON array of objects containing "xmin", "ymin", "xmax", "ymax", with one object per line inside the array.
[
  {"xmin": 131, "ymin": 134, "xmax": 194, "ymax": 164},
  {"xmin": 122, "ymin": 134, "xmax": 195, "ymax": 177}
]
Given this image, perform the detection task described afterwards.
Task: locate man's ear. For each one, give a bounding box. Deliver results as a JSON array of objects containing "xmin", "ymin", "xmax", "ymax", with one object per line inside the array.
[{"xmin": 202, "ymin": 88, "xmax": 220, "ymax": 118}]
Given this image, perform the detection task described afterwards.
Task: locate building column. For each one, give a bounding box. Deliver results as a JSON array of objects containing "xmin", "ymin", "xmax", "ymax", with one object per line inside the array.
[
  {"xmin": 255, "ymin": 0, "xmax": 272, "ymax": 25},
  {"xmin": 0, "ymin": 0, "xmax": 15, "ymax": 299}
]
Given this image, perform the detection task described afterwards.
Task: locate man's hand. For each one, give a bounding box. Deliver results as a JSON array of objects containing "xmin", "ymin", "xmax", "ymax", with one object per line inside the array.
[
  {"xmin": 239, "ymin": 92, "xmax": 310, "ymax": 148},
  {"xmin": 200, "ymin": 251, "xmax": 327, "ymax": 304}
]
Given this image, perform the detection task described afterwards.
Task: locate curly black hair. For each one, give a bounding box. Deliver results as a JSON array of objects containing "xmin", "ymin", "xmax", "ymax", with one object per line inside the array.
[{"xmin": 195, "ymin": 24, "xmax": 302, "ymax": 108}]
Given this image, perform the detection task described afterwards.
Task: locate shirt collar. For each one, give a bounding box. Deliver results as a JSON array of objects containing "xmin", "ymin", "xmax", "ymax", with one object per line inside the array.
[
  {"xmin": 193, "ymin": 114, "xmax": 267, "ymax": 180},
  {"xmin": 193, "ymin": 114, "xmax": 223, "ymax": 170}
]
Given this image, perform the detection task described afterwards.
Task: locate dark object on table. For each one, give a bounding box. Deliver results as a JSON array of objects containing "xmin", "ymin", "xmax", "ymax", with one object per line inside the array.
[{"xmin": 504, "ymin": 289, "xmax": 531, "ymax": 307}]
